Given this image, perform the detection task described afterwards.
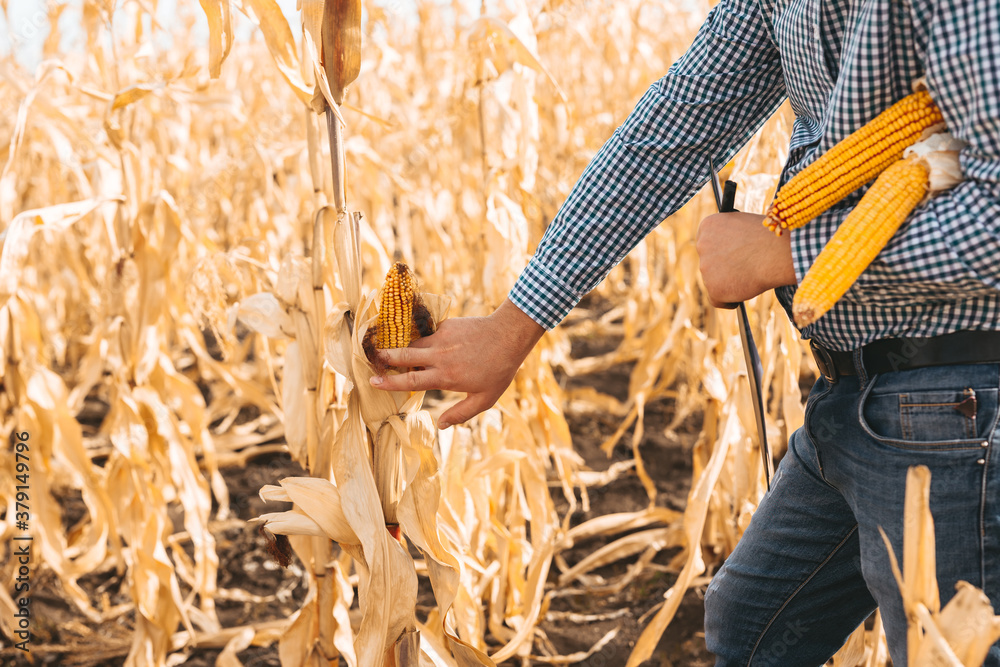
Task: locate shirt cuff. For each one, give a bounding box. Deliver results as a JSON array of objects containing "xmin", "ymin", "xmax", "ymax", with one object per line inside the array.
[{"xmin": 508, "ymin": 258, "xmax": 582, "ymax": 330}]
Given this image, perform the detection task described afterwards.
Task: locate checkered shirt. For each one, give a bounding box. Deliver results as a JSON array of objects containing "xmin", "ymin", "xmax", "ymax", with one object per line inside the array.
[{"xmin": 508, "ymin": 0, "xmax": 1000, "ymax": 351}]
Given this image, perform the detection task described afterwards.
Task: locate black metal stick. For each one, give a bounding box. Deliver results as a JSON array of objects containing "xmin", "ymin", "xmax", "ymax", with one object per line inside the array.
[{"xmin": 707, "ymin": 158, "xmax": 773, "ymax": 490}]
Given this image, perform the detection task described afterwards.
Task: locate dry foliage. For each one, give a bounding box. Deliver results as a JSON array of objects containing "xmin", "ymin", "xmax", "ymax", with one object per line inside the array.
[
  {"xmin": 2, "ymin": 1, "xmax": 991, "ymax": 666},
  {"xmin": 879, "ymin": 467, "xmax": 1000, "ymax": 667}
]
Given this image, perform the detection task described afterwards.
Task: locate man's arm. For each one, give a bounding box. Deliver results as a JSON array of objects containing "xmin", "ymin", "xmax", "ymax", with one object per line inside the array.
[
  {"xmin": 375, "ymin": 0, "xmax": 788, "ymax": 427},
  {"xmin": 510, "ymin": 0, "xmax": 787, "ymax": 328}
]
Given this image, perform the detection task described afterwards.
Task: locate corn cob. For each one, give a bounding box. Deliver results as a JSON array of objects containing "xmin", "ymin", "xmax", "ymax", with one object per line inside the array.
[
  {"xmin": 376, "ymin": 262, "xmax": 416, "ymax": 349},
  {"xmin": 764, "ymin": 89, "xmax": 943, "ymax": 235},
  {"xmin": 793, "ymin": 157, "xmax": 929, "ymax": 327}
]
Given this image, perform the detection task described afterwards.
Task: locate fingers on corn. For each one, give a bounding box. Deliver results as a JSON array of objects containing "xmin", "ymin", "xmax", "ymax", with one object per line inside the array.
[
  {"xmin": 792, "ymin": 157, "xmax": 929, "ymax": 327},
  {"xmin": 764, "ymin": 90, "xmax": 943, "ymax": 235}
]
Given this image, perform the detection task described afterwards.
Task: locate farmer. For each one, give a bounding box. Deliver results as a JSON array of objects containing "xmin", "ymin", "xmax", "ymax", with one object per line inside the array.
[{"xmin": 373, "ymin": 0, "xmax": 1000, "ymax": 664}]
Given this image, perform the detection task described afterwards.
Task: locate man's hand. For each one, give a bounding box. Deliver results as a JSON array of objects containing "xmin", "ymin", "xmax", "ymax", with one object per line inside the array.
[
  {"xmin": 696, "ymin": 212, "xmax": 797, "ymax": 308},
  {"xmin": 370, "ymin": 298, "xmax": 545, "ymax": 429}
]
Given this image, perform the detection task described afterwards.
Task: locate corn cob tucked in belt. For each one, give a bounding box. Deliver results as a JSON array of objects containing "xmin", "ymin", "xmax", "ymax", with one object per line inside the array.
[
  {"xmin": 792, "ymin": 157, "xmax": 930, "ymax": 327},
  {"xmin": 764, "ymin": 88, "xmax": 944, "ymax": 235},
  {"xmin": 787, "ymin": 98, "xmax": 966, "ymax": 327}
]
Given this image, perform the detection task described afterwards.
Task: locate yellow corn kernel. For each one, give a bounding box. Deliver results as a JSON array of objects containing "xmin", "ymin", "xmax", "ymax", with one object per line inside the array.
[
  {"xmin": 793, "ymin": 157, "xmax": 929, "ymax": 327},
  {"xmin": 765, "ymin": 89, "xmax": 943, "ymax": 235},
  {"xmin": 376, "ymin": 262, "xmax": 416, "ymax": 349}
]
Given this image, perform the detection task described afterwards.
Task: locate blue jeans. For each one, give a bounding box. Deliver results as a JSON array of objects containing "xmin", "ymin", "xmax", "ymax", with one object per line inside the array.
[{"xmin": 704, "ymin": 361, "xmax": 1000, "ymax": 666}]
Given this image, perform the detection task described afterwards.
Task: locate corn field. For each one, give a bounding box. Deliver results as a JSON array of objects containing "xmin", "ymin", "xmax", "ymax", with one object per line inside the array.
[{"xmin": 1, "ymin": 0, "xmax": 998, "ymax": 666}]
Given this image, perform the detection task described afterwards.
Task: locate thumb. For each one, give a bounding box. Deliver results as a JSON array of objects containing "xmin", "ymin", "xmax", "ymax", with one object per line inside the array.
[{"xmin": 438, "ymin": 393, "xmax": 495, "ymax": 429}]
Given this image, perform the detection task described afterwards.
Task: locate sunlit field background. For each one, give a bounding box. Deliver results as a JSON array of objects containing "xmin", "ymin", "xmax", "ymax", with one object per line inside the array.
[{"xmin": 3, "ymin": 0, "xmax": 981, "ymax": 665}]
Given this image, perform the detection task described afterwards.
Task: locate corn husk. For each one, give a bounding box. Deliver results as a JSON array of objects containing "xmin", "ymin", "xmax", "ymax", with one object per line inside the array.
[
  {"xmin": 904, "ymin": 132, "xmax": 967, "ymax": 194},
  {"xmin": 321, "ymin": 0, "xmax": 362, "ymax": 106}
]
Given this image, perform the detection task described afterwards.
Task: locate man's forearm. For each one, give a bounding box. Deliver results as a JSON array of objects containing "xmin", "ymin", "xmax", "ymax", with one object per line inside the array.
[{"xmin": 509, "ymin": 0, "xmax": 787, "ymax": 330}]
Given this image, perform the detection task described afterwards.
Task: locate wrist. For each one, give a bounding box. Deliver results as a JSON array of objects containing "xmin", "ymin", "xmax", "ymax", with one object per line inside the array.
[{"xmin": 492, "ymin": 299, "xmax": 546, "ymax": 356}]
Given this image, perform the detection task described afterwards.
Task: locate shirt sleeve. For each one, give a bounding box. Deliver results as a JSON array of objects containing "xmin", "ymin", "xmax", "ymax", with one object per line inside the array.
[
  {"xmin": 508, "ymin": 0, "xmax": 787, "ymax": 329},
  {"xmin": 831, "ymin": 1, "xmax": 1000, "ymax": 306}
]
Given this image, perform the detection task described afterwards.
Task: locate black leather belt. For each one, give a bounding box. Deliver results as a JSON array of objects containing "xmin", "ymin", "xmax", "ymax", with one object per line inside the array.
[{"xmin": 810, "ymin": 330, "xmax": 1000, "ymax": 383}]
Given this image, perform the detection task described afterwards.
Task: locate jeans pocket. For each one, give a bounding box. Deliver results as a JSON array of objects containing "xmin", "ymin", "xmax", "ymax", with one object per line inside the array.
[{"xmin": 859, "ymin": 380, "xmax": 999, "ymax": 450}]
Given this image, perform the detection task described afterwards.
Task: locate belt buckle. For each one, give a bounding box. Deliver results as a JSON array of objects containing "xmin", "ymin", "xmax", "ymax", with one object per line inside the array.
[{"xmin": 811, "ymin": 341, "xmax": 838, "ymax": 384}]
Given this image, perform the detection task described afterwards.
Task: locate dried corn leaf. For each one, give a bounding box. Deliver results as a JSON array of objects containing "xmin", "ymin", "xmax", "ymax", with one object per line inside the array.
[
  {"xmin": 831, "ymin": 624, "xmax": 868, "ymax": 666},
  {"xmin": 883, "ymin": 466, "xmax": 1000, "ymax": 666},
  {"xmin": 234, "ymin": 292, "xmax": 295, "ymax": 339},
  {"xmin": 236, "ymin": 0, "xmax": 313, "ymax": 105},
  {"xmin": 396, "ymin": 412, "xmax": 496, "ymax": 666},
  {"xmin": 929, "ymin": 582, "xmax": 1000, "ymax": 666},
  {"xmin": 110, "ymin": 83, "xmax": 161, "ymax": 112},
  {"xmin": 199, "ymin": 0, "xmax": 234, "ymax": 78},
  {"xmin": 558, "ymin": 528, "xmax": 676, "ymax": 586},
  {"xmin": 902, "ymin": 466, "xmax": 940, "ymax": 616},
  {"xmin": 215, "ymin": 626, "xmax": 255, "ymax": 667},
  {"xmin": 469, "ymin": 17, "xmax": 565, "ymax": 101},
  {"xmin": 531, "ymin": 627, "xmax": 619, "ymax": 664},
  {"xmin": 333, "ymin": 208, "xmax": 363, "ymax": 311},
  {"xmin": 325, "ymin": 301, "xmax": 355, "ymax": 380},
  {"xmin": 626, "ymin": 383, "xmax": 745, "ymax": 666},
  {"xmin": 0, "ymin": 198, "xmax": 122, "ymax": 300}
]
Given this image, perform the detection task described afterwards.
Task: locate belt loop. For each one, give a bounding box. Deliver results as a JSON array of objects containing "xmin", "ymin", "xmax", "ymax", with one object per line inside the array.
[
  {"xmin": 853, "ymin": 347, "xmax": 868, "ymax": 387},
  {"xmin": 811, "ymin": 341, "xmax": 838, "ymax": 384}
]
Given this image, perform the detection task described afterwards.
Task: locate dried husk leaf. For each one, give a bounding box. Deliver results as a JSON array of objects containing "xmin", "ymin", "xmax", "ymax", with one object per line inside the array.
[
  {"xmin": 334, "ymin": 393, "xmax": 418, "ymax": 663},
  {"xmin": 351, "ymin": 290, "xmax": 408, "ymax": 425},
  {"xmin": 259, "ymin": 484, "xmax": 291, "ymax": 502},
  {"xmin": 257, "ymin": 477, "xmax": 360, "ymax": 544},
  {"xmin": 904, "ymin": 132, "xmax": 967, "ymax": 194},
  {"xmin": 325, "ymin": 301, "xmax": 356, "ymax": 381},
  {"xmin": 282, "ymin": 341, "xmax": 308, "ymax": 462},
  {"xmin": 373, "ymin": 413, "xmax": 407, "ymax": 524},
  {"xmin": 322, "ymin": 0, "xmax": 363, "ymax": 105},
  {"xmin": 255, "ymin": 509, "xmax": 324, "ymax": 538},
  {"xmin": 396, "ymin": 411, "xmax": 496, "ymax": 666}
]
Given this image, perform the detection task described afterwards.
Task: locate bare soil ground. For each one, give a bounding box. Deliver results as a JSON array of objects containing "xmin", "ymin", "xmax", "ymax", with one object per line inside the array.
[{"xmin": 3, "ymin": 321, "xmax": 714, "ymax": 667}]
